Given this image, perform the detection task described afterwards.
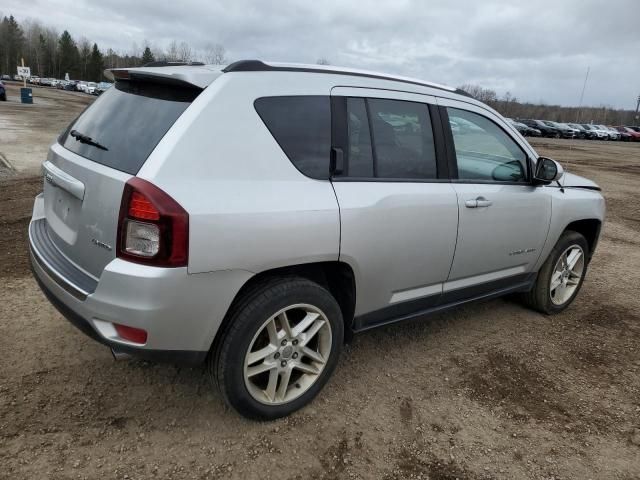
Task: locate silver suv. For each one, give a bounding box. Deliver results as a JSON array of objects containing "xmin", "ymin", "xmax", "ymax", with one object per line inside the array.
[{"xmin": 29, "ymin": 60, "xmax": 605, "ymax": 419}]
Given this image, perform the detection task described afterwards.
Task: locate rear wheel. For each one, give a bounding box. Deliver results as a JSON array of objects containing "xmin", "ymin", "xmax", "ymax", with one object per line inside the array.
[
  {"xmin": 211, "ymin": 277, "xmax": 344, "ymax": 420},
  {"xmin": 522, "ymin": 231, "xmax": 589, "ymax": 314}
]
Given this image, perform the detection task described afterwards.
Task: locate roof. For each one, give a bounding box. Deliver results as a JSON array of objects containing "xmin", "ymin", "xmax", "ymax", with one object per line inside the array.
[{"xmin": 105, "ymin": 59, "xmax": 470, "ymax": 97}]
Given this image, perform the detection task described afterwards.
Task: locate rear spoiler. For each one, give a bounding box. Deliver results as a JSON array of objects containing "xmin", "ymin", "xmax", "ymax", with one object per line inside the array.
[{"xmin": 104, "ymin": 65, "xmax": 223, "ymax": 89}]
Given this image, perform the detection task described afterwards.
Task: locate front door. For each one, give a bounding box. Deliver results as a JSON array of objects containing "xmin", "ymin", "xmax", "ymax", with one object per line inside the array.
[{"xmin": 439, "ymin": 101, "xmax": 552, "ymax": 297}]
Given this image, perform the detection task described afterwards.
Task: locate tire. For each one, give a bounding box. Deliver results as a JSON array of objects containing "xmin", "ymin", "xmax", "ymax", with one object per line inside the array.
[
  {"xmin": 555, "ymin": 132, "xmax": 561, "ymax": 139},
  {"xmin": 211, "ymin": 277, "xmax": 344, "ymax": 420},
  {"xmin": 0, "ymin": 93, "xmax": 6, "ymax": 101},
  {"xmin": 522, "ymin": 231, "xmax": 589, "ymax": 314}
]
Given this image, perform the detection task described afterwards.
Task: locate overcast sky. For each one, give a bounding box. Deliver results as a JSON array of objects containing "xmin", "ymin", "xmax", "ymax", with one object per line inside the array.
[{"xmin": 5, "ymin": 0, "xmax": 639, "ymax": 108}]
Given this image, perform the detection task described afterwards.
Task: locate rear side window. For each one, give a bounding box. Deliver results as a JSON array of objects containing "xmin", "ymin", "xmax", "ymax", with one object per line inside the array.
[
  {"xmin": 367, "ymin": 98, "xmax": 437, "ymax": 179},
  {"xmin": 254, "ymin": 96, "xmax": 331, "ymax": 179},
  {"xmin": 60, "ymin": 81, "xmax": 199, "ymax": 175}
]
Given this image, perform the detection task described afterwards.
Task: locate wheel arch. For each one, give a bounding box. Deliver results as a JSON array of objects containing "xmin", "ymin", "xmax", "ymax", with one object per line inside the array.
[
  {"xmin": 563, "ymin": 218, "xmax": 602, "ymax": 260},
  {"xmin": 212, "ymin": 261, "xmax": 357, "ymax": 354}
]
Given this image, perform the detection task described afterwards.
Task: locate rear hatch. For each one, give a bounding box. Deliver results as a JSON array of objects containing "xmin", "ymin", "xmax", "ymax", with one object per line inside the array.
[{"xmin": 42, "ymin": 78, "xmax": 201, "ymax": 279}]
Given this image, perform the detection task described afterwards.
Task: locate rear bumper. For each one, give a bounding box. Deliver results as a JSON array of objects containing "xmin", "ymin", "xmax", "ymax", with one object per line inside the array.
[
  {"xmin": 30, "ymin": 259, "xmax": 207, "ymax": 365},
  {"xmin": 29, "ymin": 212, "xmax": 253, "ymax": 365}
]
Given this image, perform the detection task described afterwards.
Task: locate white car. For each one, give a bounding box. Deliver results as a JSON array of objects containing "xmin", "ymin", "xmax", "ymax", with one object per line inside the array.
[
  {"xmin": 604, "ymin": 126, "xmax": 621, "ymax": 141},
  {"xmin": 77, "ymin": 81, "xmax": 88, "ymax": 92},
  {"xmin": 85, "ymin": 82, "xmax": 97, "ymax": 94},
  {"xmin": 597, "ymin": 125, "xmax": 618, "ymax": 140},
  {"xmin": 581, "ymin": 124, "xmax": 608, "ymax": 140}
]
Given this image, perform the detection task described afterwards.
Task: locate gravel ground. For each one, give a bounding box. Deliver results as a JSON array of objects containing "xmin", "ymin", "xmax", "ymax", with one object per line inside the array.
[
  {"xmin": 1, "ymin": 87, "xmax": 639, "ymax": 479},
  {"xmin": 0, "ymin": 83, "xmax": 93, "ymax": 174}
]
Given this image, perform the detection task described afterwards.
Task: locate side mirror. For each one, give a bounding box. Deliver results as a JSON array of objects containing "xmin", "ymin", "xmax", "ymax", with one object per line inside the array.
[{"xmin": 534, "ymin": 157, "xmax": 563, "ymax": 184}]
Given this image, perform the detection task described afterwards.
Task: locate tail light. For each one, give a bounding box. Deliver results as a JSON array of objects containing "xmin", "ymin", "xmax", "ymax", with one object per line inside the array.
[{"xmin": 117, "ymin": 177, "xmax": 188, "ymax": 267}]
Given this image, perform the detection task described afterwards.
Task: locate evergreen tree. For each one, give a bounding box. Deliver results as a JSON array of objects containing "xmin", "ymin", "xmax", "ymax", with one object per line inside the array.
[
  {"xmin": 0, "ymin": 17, "xmax": 8, "ymax": 73},
  {"xmin": 37, "ymin": 33, "xmax": 50, "ymax": 77},
  {"xmin": 87, "ymin": 43, "xmax": 103, "ymax": 81},
  {"xmin": 1, "ymin": 15, "xmax": 25, "ymax": 74},
  {"xmin": 57, "ymin": 30, "xmax": 79, "ymax": 78},
  {"xmin": 141, "ymin": 46, "xmax": 155, "ymax": 65}
]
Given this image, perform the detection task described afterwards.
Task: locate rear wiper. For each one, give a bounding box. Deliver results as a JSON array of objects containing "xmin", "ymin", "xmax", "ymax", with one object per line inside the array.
[{"xmin": 70, "ymin": 129, "xmax": 108, "ymax": 151}]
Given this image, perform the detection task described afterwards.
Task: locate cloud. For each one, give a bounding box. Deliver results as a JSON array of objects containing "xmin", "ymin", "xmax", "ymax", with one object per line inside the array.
[{"xmin": 4, "ymin": 0, "xmax": 639, "ymax": 108}]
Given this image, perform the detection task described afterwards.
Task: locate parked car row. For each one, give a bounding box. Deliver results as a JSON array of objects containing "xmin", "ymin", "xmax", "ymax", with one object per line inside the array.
[
  {"xmin": 614, "ymin": 125, "xmax": 640, "ymax": 141},
  {"xmin": 506, "ymin": 118, "xmax": 542, "ymax": 137},
  {"xmin": 511, "ymin": 118, "xmax": 640, "ymax": 141},
  {"xmin": 1, "ymin": 74, "xmax": 27, "ymax": 81},
  {"xmin": 18, "ymin": 75, "xmax": 113, "ymax": 95},
  {"xmin": 3, "ymin": 74, "xmax": 23, "ymax": 81}
]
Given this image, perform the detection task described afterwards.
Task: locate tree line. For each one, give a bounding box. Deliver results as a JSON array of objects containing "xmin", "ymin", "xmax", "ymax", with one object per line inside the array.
[
  {"xmin": 0, "ymin": 13, "xmax": 227, "ymax": 82},
  {"xmin": 459, "ymin": 84, "xmax": 638, "ymax": 126}
]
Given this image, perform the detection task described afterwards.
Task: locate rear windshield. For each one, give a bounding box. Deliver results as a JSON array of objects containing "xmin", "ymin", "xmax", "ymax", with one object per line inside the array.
[{"xmin": 60, "ymin": 80, "xmax": 200, "ymax": 174}]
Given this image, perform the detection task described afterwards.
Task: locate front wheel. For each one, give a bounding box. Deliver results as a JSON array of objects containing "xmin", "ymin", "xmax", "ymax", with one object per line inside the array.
[
  {"xmin": 211, "ymin": 277, "xmax": 344, "ymax": 420},
  {"xmin": 522, "ymin": 231, "xmax": 589, "ymax": 314}
]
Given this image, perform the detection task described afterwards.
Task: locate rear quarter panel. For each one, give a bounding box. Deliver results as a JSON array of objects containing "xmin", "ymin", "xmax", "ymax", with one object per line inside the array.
[{"xmin": 137, "ymin": 74, "xmax": 341, "ymax": 274}]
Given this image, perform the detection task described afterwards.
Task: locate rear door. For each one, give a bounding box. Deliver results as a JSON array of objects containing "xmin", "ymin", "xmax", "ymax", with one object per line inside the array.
[
  {"xmin": 42, "ymin": 80, "xmax": 200, "ymax": 279},
  {"xmin": 438, "ymin": 99, "xmax": 551, "ymax": 297},
  {"xmin": 330, "ymin": 87, "xmax": 459, "ymax": 328}
]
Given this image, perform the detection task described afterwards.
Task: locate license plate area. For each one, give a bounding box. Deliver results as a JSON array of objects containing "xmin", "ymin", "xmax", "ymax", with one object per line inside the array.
[{"xmin": 44, "ymin": 181, "xmax": 81, "ymax": 245}]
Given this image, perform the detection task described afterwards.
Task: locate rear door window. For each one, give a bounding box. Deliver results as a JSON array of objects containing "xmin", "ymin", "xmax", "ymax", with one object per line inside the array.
[
  {"xmin": 254, "ymin": 96, "xmax": 331, "ymax": 179},
  {"xmin": 346, "ymin": 97, "xmax": 374, "ymax": 177},
  {"xmin": 367, "ymin": 98, "xmax": 437, "ymax": 179},
  {"xmin": 60, "ymin": 80, "xmax": 200, "ymax": 175}
]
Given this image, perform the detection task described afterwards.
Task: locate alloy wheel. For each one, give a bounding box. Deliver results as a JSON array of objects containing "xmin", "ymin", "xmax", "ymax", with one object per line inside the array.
[
  {"xmin": 550, "ymin": 245, "xmax": 585, "ymax": 305},
  {"xmin": 243, "ymin": 304, "xmax": 332, "ymax": 405}
]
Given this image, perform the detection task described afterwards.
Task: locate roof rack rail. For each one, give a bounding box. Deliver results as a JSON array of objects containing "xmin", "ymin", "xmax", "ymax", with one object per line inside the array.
[
  {"xmin": 223, "ymin": 59, "xmax": 472, "ymax": 97},
  {"xmin": 222, "ymin": 60, "xmax": 272, "ymax": 72},
  {"xmin": 142, "ymin": 61, "xmax": 205, "ymax": 67}
]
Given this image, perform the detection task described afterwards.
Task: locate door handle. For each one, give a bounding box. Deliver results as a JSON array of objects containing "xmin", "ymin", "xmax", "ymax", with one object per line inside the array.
[
  {"xmin": 465, "ymin": 196, "xmax": 492, "ymax": 208},
  {"xmin": 330, "ymin": 147, "xmax": 344, "ymax": 176}
]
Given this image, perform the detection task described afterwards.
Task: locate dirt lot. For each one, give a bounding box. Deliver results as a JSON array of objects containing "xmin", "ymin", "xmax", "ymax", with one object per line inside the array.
[
  {"xmin": 1, "ymin": 87, "xmax": 640, "ymax": 479},
  {"xmin": 0, "ymin": 83, "xmax": 93, "ymax": 176}
]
